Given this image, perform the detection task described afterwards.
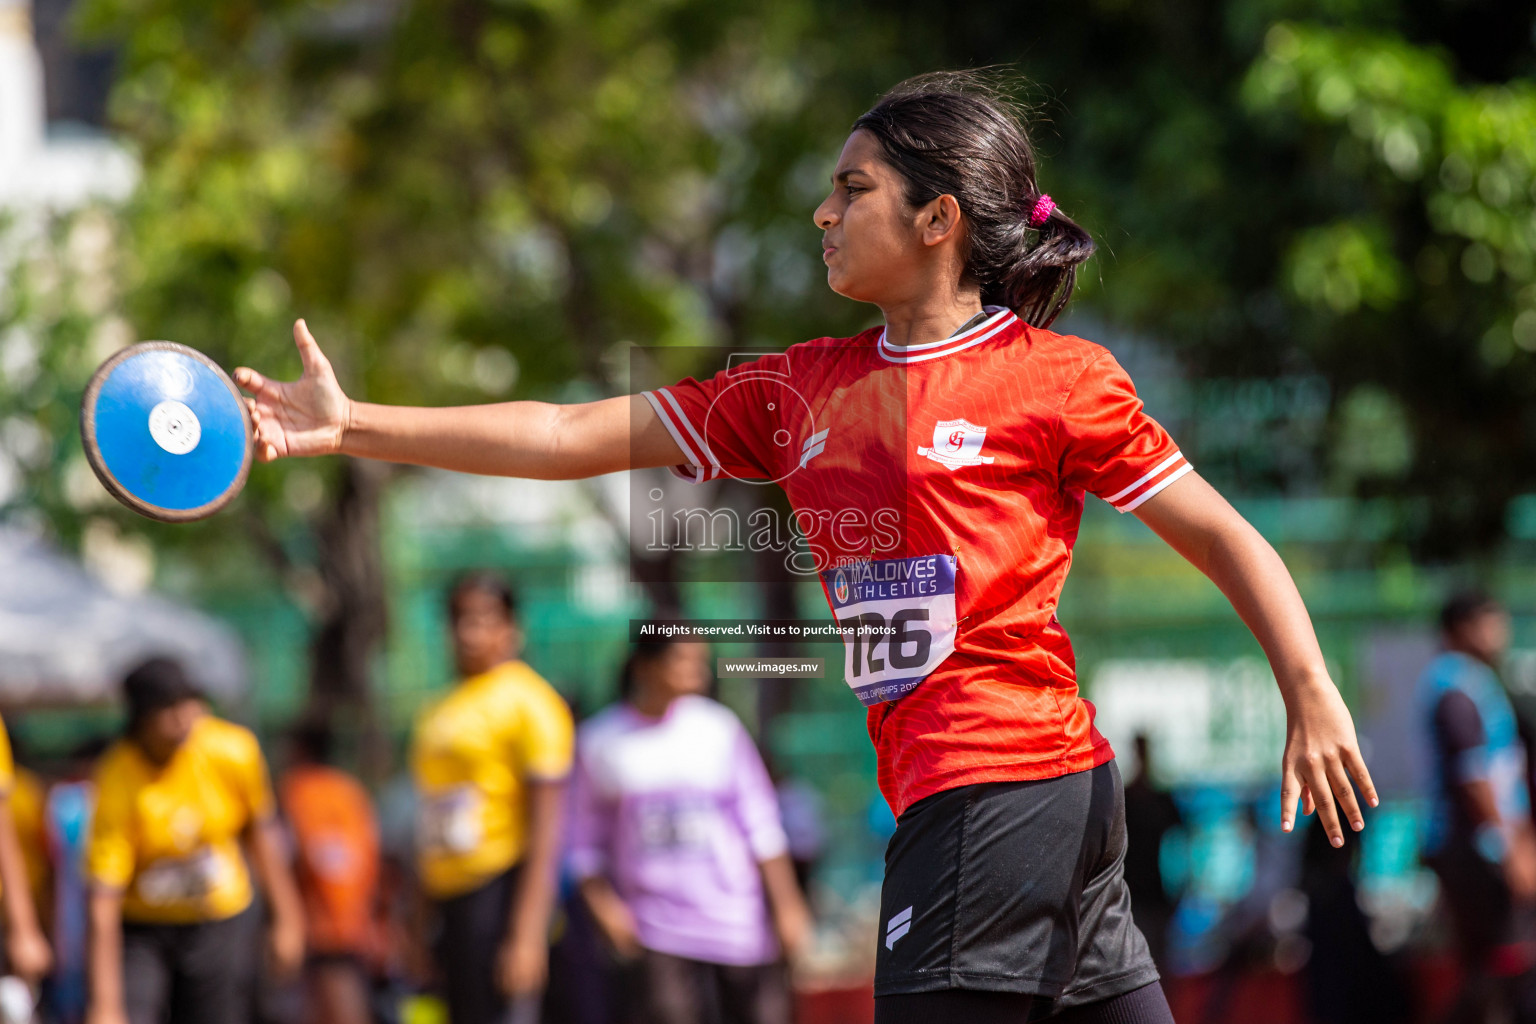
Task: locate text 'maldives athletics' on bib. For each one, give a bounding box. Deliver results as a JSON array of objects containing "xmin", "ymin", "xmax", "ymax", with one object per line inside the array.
[
  {"xmin": 642, "ymin": 307, "xmax": 1192, "ymax": 815},
  {"xmin": 823, "ymin": 554, "xmax": 958, "ymax": 707}
]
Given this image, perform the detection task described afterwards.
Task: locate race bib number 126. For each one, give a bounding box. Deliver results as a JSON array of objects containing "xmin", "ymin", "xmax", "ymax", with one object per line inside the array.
[{"xmin": 821, "ymin": 554, "xmax": 958, "ymax": 707}]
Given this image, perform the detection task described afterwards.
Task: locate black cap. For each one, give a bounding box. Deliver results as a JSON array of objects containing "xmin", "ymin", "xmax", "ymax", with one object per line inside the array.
[{"xmin": 123, "ymin": 657, "xmax": 201, "ymax": 724}]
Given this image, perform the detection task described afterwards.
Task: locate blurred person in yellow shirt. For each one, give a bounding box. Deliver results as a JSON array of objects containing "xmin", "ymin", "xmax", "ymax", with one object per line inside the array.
[
  {"xmin": 411, "ymin": 572, "xmax": 573, "ymax": 1024},
  {"xmin": 84, "ymin": 658, "xmax": 305, "ymax": 1024},
  {"xmin": 0, "ymin": 716, "xmax": 52, "ymax": 985}
]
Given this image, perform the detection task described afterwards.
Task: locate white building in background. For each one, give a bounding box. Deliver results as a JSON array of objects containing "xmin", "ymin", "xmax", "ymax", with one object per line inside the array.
[
  {"xmin": 0, "ymin": 0, "xmax": 134, "ymax": 211},
  {"xmin": 1, "ymin": 0, "xmax": 139, "ymax": 581}
]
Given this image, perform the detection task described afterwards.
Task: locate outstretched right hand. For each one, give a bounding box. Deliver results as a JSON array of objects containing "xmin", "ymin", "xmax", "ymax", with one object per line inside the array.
[
  {"xmin": 234, "ymin": 319, "xmax": 350, "ymax": 462},
  {"xmin": 590, "ymin": 895, "xmax": 643, "ymax": 961}
]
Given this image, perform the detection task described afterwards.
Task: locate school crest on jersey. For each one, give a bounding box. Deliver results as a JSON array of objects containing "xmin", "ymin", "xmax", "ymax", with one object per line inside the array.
[{"xmin": 917, "ymin": 418, "xmax": 995, "ymax": 471}]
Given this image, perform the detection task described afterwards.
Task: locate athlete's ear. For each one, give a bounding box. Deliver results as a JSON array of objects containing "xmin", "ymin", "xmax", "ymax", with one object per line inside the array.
[{"xmin": 919, "ymin": 194, "xmax": 965, "ymax": 248}]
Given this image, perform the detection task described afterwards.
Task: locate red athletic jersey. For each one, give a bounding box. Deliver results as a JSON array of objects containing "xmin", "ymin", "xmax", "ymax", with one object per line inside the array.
[{"xmin": 643, "ymin": 307, "xmax": 1190, "ymax": 815}]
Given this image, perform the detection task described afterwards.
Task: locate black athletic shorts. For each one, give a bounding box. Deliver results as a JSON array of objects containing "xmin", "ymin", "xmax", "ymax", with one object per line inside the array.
[
  {"xmin": 121, "ymin": 904, "xmax": 259, "ymax": 1024},
  {"xmin": 434, "ymin": 864, "xmax": 539, "ymax": 1024},
  {"xmin": 874, "ymin": 759, "xmax": 1160, "ymax": 1009}
]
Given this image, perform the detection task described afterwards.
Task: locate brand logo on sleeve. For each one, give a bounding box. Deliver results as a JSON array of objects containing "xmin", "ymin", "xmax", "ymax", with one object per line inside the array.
[
  {"xmin": 917, "ymin": 418, "xmax": 994, "ymax": 470},
  {"xmin": 799, "ymin": 427, "xmax": 829, "ymax": 469},
  {"xmin": 886, "ymin": 905, "xmax": 913, "ymax": 949}
]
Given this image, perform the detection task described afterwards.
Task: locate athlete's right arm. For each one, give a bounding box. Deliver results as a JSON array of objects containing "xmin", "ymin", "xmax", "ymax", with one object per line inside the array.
[
  {"xmin": 576, "ymin": 875, "xmax": 643, "ymax": 960},
  {"xmin": 85, "ymin": 887, "xmax": 128, "ymax": 1024},
  {"xmin": 234, "ymin": 320, "xmax": 688, "ymax": 477}
]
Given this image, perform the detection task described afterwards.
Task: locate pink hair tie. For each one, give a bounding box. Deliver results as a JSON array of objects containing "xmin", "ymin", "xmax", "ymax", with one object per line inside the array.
[{"xmin": 1029, "ymin": 194, "xmax": 1055, "ymax": 227}]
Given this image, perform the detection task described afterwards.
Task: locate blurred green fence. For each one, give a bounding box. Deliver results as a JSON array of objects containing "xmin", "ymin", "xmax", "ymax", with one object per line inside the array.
[{"xmin": 34, "ymin": 487, "xmax": 1534, "ymax": 895}]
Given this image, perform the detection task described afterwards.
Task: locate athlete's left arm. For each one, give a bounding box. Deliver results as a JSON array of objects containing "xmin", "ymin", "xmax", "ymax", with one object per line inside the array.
[
  {"xmin": 1133, "ymin": 470, "xmax": 1379, "ymax": 846},
  {"xmin": 499, "ymin": 778, "xmax": 566, "ymax": 997},
  {"xmin": 0, "ymin": 793, "xmax": 50, "ymax": 981},
  {"xmin": 246, "ymin": 817, "xmax": 306, "ymax": 977}
]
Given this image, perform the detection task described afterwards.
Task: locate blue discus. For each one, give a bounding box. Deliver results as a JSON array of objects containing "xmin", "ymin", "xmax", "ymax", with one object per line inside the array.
[{"xmin": 81, "ymin": 342, "xmax": 253, "ymax": 522}]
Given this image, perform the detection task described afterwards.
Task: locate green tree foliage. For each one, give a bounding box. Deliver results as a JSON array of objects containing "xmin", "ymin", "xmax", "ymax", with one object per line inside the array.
[
  {"xmin": 68, "ymin": 0, "xmax": 867, "ymax": 522},
  {"xmin": 2, "ymin": 0, "xmax": 884, "ymax": 716},
  {"xmin": 0, "ymin": 210, "xmax": 122, "ymax": 544},
  {"xmin": 861, "ymin": 0, "xmax": 1536, "ymax": 549},
  {"xmin": 6, "ymin": 0, "xmax": 1536, "ymax": 683},
  {"xmin": 1243, "ymin": 21, "xmax": 1536, "ymax": 546}
]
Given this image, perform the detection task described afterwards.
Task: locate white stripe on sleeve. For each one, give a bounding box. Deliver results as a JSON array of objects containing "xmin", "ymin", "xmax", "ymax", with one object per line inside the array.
[
  {"xmin": 656, "ymin": 387, "xmax": 721, "ymax": 479},
  {"xmin": 1115, "ymin": 460, "xmax": 1194, "ymax": 513},
  {"xmin": 642, "ymin": 389, "xmax": 708, "ymax": 480},
  {"xmin": 1104, "ymin": 452, "xmax": 1186, "ymax": 504}
]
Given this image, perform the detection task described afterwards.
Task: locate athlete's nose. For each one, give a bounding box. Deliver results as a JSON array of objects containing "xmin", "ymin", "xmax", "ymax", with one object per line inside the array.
[{"xmin": 813, "ymin": 194, "xmax": 838, "ymax": 230}]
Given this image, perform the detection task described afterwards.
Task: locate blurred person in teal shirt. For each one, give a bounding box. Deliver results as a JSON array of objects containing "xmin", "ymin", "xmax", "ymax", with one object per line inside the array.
[{"xmin": 1420, "ymin": 590, "xmax": 1536, "ymax": 1022}]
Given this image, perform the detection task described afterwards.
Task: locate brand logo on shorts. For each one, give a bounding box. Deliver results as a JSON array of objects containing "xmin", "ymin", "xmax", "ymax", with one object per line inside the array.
[
  {"xmin": 917, "ymin": 418, "xmax": 995, "ymax": 471},
  {"xmin": 885, "ymin": 905, "xmax": 913, "ymax": 950}
]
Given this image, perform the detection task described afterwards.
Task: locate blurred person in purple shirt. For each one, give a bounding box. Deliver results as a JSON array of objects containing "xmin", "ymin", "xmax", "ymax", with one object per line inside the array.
[{"xmin": 566, "ymin": 629, "xmax": 812, "ymax": 1024}]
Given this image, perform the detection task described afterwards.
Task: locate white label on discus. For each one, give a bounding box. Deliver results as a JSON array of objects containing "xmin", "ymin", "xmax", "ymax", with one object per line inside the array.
[{"xmin": 148, "ymin": 400, "xmax": 201, "ymax": 455}]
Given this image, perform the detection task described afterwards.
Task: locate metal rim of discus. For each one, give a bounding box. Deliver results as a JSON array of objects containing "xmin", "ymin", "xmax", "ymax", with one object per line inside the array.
[{"xmin": 79, "ymin": 340, "xmax": 254, "ymax": 523}]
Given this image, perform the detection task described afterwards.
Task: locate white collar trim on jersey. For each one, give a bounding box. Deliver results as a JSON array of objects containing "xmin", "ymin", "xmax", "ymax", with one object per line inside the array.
[{"xmin": 877, "ymin": 306, "xmax": 1019, "ymax": 364}]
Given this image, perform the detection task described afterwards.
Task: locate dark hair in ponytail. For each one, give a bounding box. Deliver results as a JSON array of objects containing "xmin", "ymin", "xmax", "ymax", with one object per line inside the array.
[{"xmin": 852, "ymin": 71, "xmax": 1095, "ymax": 329}]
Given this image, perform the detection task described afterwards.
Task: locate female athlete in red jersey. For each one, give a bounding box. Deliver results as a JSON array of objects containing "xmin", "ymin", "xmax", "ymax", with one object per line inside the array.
[{"xmin": 237, "ymin": 72, "xmax": 1375, "ymax": 1023}]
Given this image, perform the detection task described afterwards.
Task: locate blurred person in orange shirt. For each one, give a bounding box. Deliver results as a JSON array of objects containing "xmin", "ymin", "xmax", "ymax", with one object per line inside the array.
[
  {"xmin": 280, "ymin": 720, "xmax": 380, "ymax": 1024},
  {"xmin": 411, "ymin": 572, "xmax": 573, "ymax": 1024},
  {"xmin": 0, "ymin": 715, "xmax": 52, "ymax": 985},
  {"xmin": 84, "ymin": 658, "xmax": 306, "ymax": 1024}
]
